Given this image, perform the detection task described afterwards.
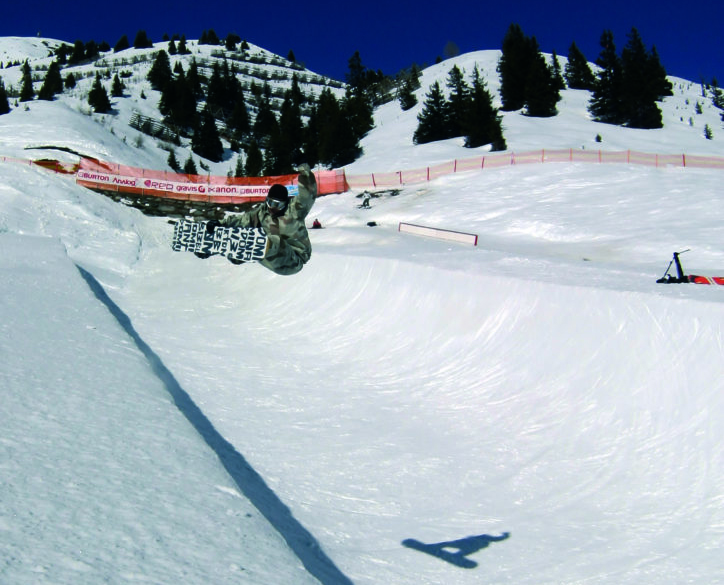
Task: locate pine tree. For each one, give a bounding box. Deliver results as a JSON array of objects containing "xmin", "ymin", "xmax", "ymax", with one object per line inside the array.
[
  {"xmin": 114, "ymin": 35, "xmax": 130, "ymax": 52},
  {"xmin": 133, "ymin": 30, "xmax": 153, "ymax": 49},
  {"xmin": 463, "ymin": 68, "xmax": 506, "ymax": 150},
  {"xmin": 37, "ymin": 60, "xmax": 63, "ymax": 100},
  {"xmin": 192, "ymin": 107, "xmax": 224, "ymax": 162},
  {"xmin": 0, "ymin": 79, "xmax": 10, "ymax": 115},
  {"xmin": 244, "ymin": 139, "xmax": 264, "ymax": 176},
  {"xmin": 183, "ymin": 155, "xmax": 198, "ymax": 175},
  {"xmin": 550, "ymin": 50, "xmax": 566, "ymax": 91},
  {"xmin": 234, "ymin": 154, "xmax": 245, "ymax": 177},
  {"xmin": 88, "ymin": 73, "xmax": 111, "ymax": 113},
  {"xmin": 413, "ymin": 81, "xmax": 450, "ymax": 144},
  {"xmin": 620, "ymin": 28, "xmax": 662, "ymax": 129},
  {"xmin": 177, "ymin": 36, "xmax": 190, "ymax": 55},
  {"xmin": 565, "ymin": 42, "xmax": 595, "ymax": 90},
  {"xmin": 524, "ymin": 50, "xmax": 560, "ymax": 117},
  {"xmin": 147, "ymin": 50, "xmax": 172, "ymax": 91},
  {"xmin": 252, "ymin": 84, "xmax": 278, "ymax": 142},
  {"xmin": 397, "ymin": 76, "xmax": 418, "ymax": 111},
  {"xmin": 111, "ymin": 73, "xmax": 124, "ymax": 97},
  {"xmin": 497, "ymin": 24, "xmax": 535, "ymax": 111},
  {"xmin": 588, "ymin": 30, "xmax": 625, "ymax": 125},
  {"xmin": 19, "ymin": 60, "xmax": 34, "ymax": 102},
  {"xmin": 305, "ymin": 87, "xmax": 359, "ymax": 168},
  {"xmin": 228, "ymin": 95, "xmax": 250, "ymax": 138},
  {"xmin": 167, "ymin": 150, "xmax": 180, "ymax": 172},
  {"xmin": 446, "ymin": 65, "xmax": 471, "ymax": 136}
]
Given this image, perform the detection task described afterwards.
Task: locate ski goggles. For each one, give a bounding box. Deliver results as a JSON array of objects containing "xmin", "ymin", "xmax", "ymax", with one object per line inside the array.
[{"xmin": 266, "ymin": 198, "xmax": 288, "ymax": 211}]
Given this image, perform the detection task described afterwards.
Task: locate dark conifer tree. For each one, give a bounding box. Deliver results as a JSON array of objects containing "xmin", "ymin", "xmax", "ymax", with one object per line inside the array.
[
  {"xmin": 68, "ymin": 40, "xmax": 86, "ymax": 65},
  {"xmin": 167, "ymin": 150, "xmax": 180, "ymax": 172},
  {"xmin": 445, "ymin": 65, "xmax": 470, "ymax": 136},
  {"xmin": 84, "ymin": 41, "xmax": 100, "ymax": 62},
  {"xmin": 343, "ymin": 51, "xmax": 374, "ymax": 139},
  {"xmin": 244, "ymin": 139, "xmax": 264, "ymax": 176},
  {"xmin": 228, "ymin": 95, "xmax": 250, "ymax": 138},
  {"xmin": 88, "ymin": 74, "xmax": 111, "ymax": 113},
  {"xmin": 398, "ymin": 76, "xmax": 418, "ymax": 111},
  {"xmin": 0, "ymin": 79, "xmax": 10, "ymax": 115},
  {"xmin": 177, "ymin": 36, "xmax": 190, "ymax": 55},
  {"xmin": 588, "ymin": 30, "xmax": 625, "ymax": 124},
  {"xmin": 160, "ymin": 69, "xmax": 198, "ymax": 130},
  {"xmin": 114, "ymin": 35, "xmax": 130, "ymax": 52},
  {"xmin": 646, "ymin": 45, "xmax": 673, "ymax": 100},
  {"xmin": 278, "ymin": 80, "xmax": 305, "ymax": 167},
  {"xmin": 524, "ymin": 50, "xmax": 560, "ymax": 117},
  {"xmin": 183, "ymin": 155, "xmax": 198, "ymax": 175},
  {"xmin": 565, "ymin": 42, "xmax": 595, "ymax": 90},
  {"xmin": 64, "ymin": 72, "xmax": 76, "ymax": 89},
  {"xmin": 463, "ymin": 67, "xmax": 506, "ymax": 150},
  {"xmin": 147, "ymin": 50, "xmax": 172, "ymax": 91},
  {"xmin": 111, "ymin": 73, "xmax": 124, "ymax": 97},
  {"xmin": 133, "ymin": 30, "xmax": 153, "ymax": 49},
  {"xmin": 192, "ymin": 107, "xmax": 224, "ymax": 162},
  {"xmin": 620, "ymin": 27, "xmax": 662, "ymax": 129},
  {"xmin": 550, "ymin": 50, "xmax": 566, "ymax": 91},
  {"xmin": 19, "ymin": 61, "xmax": 35, "ymax": 102},
  {"xmin": 168, "ymin": 38, "xmax": 177, "ymax": 55},
  {"xmin": 497, "ymin": 24, "xmax": 535, "ymax": 111},
  {"xmin": 186, "ymin": 58, "xmax": 204, "ymax": 97},
  {"xmin": 413, "ymin": 81, "xmax": 450, "ymax": 144},
  {"xmin": 38, "ymin": 60, "xmax": 63, "ymax": 100},
  {"xmin": 305, "ymin": 87, "xmax": 359, "ymax": 168},
  {"xmin": 252, "ymin": 84, "xmax": 278, "ymax": 142}
]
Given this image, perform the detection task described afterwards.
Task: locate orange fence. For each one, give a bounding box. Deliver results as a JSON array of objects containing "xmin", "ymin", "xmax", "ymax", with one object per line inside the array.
[
  {"xmin": 3, "ymin": 149, "xmax": 724, "ymax": 199},
  {"xmin": 344, "ymin": 149, "xmax": 724, "ymax": 190}
]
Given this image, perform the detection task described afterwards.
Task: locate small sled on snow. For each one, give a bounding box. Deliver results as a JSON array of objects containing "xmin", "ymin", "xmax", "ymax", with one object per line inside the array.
[{"xmin": 657, "ymin": 250, "xmax": 724, "ymax": 285}]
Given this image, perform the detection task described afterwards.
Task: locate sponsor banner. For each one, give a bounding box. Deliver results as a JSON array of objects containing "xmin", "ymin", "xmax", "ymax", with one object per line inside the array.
[{"xmin": 76, "ymin": 169, "xmax": 278, "ymax": 198}]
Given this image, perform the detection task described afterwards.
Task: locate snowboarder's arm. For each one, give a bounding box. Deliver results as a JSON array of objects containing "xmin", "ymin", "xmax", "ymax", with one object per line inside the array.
[
  {"xmin": 220, "ymin": 206, "xmax": 261, "ymax": 229},
  {"xmin": 293, "ymin": 164, "xmax": 316, "ymax": 219}
]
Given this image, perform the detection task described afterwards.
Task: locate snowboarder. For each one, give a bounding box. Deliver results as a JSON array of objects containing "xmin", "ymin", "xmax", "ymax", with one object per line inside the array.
[{"xmin": 204, "ymin": 164, "xmax": 317, "ymax": 275}]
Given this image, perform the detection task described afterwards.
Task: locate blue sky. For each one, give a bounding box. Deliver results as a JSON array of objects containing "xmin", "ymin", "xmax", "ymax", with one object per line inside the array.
[{"xmin": 2, "ymin": 0, "xmax": 721, "ymax": 84}]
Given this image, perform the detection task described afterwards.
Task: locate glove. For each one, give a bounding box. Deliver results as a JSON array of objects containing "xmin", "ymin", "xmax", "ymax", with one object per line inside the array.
[
  {"xmin": 205, "ymin": 219, "xmax": 221, "ymax": 234},
  {"xmin": 296, "ymin": 164, "xmax": 316, "ymax": 191}
]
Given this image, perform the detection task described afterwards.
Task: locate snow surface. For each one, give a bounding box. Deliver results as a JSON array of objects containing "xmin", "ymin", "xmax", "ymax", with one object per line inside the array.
[{"xmin": 1, "ymin": 45, "xmax": 724, "ymax": 584}]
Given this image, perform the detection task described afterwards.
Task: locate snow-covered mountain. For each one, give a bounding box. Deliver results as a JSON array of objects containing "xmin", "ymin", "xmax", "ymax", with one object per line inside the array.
[{"xmin": 1, "ymin": 36, "xmax": 723, "ymax": 585}]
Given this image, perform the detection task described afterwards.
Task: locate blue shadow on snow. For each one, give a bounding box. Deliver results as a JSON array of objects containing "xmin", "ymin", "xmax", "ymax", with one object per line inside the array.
[
  {"xmin": 77, "ymin": 265, "xmax": 353, "ymax": 585},
  {"xmin": 402, "ymin": 532, "xmax": 510, "ymax": 568}
]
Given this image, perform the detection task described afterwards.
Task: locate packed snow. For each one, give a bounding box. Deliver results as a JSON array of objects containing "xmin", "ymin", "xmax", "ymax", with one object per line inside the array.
[{"xmin": 1, "ymin": 42, "xmax": 723, "ymax": 584}]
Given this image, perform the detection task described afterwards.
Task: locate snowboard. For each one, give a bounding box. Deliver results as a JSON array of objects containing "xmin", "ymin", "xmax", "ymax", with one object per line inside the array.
[{"xmin": 172, "ymin": 219, "xmax": 267, "ymax": 264}]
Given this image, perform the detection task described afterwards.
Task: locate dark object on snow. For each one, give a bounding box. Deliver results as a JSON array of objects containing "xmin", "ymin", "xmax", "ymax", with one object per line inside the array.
[
  {"xmin": 367, "ymin": 221, "xmax": 377, "ymax": 227},
  {"xmin": 657, "ymin": 250, "xmax": 724, "ymax": 285}
]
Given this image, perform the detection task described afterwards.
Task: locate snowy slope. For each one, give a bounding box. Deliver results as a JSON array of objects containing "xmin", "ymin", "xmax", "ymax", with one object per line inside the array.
[{"xmin": 2, "ymin": 43, "xmax": 724, "ymax": 585}]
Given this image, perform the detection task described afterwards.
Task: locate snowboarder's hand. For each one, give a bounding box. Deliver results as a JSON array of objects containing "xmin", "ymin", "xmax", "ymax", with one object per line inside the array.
[
  {"xmin": 205, "ymin": 219, "xmax": 221, "ymax": 234},
  {"xmin": 296, "ymin": 164, "xmax": 315, "ymax": 191}
]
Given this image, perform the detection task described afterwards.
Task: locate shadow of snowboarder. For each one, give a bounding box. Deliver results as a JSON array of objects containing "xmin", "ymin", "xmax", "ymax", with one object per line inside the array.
[{"xmin": 402, "ymin": 532, "xmax": 510, "ymax": 568}]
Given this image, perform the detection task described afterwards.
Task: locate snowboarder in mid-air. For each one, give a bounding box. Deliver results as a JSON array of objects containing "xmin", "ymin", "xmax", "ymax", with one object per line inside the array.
[{"xmin": 201, "ymin": 164, "xmax": 317, "ymax": 275}]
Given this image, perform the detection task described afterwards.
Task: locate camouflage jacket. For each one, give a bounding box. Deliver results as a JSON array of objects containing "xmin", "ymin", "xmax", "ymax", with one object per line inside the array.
[{"xmin": 221, "ymin": 166, "xmax": 317, "ymax": 275}]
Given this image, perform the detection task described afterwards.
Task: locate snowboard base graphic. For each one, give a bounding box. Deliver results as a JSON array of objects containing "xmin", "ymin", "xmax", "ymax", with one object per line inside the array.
[{"xmin": 172, "ymin": 219, "xmax": 267, "ymax": 264}]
